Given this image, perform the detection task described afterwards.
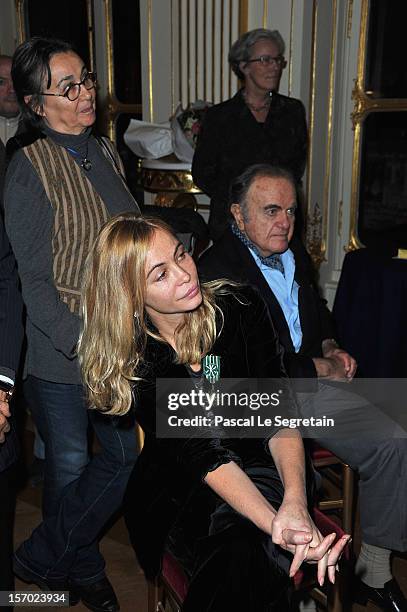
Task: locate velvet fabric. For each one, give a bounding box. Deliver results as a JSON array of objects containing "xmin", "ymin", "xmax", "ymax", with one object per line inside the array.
[
  {"xmin": 191, "ymin": 89, "xmax": 307, "ymax": 240},
  {"xmin": 124, "ymin": 286, "xmax": 300, "ymax": 610}
]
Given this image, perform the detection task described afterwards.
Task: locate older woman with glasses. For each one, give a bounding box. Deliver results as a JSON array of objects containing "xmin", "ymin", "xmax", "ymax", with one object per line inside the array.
[
  {"xmin": 4, "ymin": 36, "xmax": 140, "ymax": 611},
  {"xmin": 192, "ymin": 28, "xmax": 307, "ymax": 241}
]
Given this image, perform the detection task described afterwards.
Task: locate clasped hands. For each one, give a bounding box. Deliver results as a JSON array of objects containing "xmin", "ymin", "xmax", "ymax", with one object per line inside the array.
[
  {"xmin": 0, "ymin": 390, "xmax": 11, "ymax": 443},
  {"xmin": 314, "ymin": 340, "xmax": 357, "ymax": 382},
  {"xmin": 271, "ymin": 497, "xmax": 350, "ymax": 585}
]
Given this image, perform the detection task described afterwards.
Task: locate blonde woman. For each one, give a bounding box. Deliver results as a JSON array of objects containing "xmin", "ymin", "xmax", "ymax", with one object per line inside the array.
[{"xmin": 79, "ymin": 213, "xmax": 349, "ymax": 612}]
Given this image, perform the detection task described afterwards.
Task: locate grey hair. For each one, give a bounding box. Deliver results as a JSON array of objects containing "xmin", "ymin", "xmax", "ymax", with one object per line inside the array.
[
  {"xmin": 228, "ymin": 29, "xmax": 285, "ymax": 80},
  {"xmin": 230, "ymin": 164, "xmax": 295, "ymax": 222}
]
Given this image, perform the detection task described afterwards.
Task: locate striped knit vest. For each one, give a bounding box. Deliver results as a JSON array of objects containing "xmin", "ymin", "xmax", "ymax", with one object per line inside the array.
[{"xmin": 23, "ymin": 137, "xmax": 122, "ymax": 315}]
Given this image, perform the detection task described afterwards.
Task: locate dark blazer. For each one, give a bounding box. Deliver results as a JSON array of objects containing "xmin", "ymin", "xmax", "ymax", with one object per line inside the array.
[
  {"xmin": 124, "ymin": 286, "xmax": 295, "ymax": 579},
  {"xmin": 0, "ymin": 138, "xmax": 5, "ymax": 208},
  {"xmin": 0, "ymin": 215, "xmax": 24, "ymax": 471},
  {"xmin": 192, "ymin": 90, "xmax": 307, "ymax": 239},
  {"xmin": 198, "ymin": 229, "xmax": 335, "ymax": 379}
]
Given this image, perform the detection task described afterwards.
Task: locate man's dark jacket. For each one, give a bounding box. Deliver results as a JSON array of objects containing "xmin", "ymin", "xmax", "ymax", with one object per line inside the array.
[
  {"xmin": 0, "ymin": 173, "xmax": 24, "ymax": 471},
  {"xmin": 198, "ymin": 229, "xmax": 335, "ymax": 379},
  {"xmin": 0, "ymin": 139, "xmax": 5, "ymax": 208}
]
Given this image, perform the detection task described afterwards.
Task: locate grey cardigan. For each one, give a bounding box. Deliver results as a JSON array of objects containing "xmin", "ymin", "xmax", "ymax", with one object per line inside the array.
[{"xmin": 4, "ymin": 127, "xmax": 139, "ymax": 384}]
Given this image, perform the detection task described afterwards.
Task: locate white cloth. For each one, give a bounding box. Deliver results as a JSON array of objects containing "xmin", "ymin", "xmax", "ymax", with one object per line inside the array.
[{"xmin": 124, "ymin": 119, "xmax": 172, "ymax": 159}]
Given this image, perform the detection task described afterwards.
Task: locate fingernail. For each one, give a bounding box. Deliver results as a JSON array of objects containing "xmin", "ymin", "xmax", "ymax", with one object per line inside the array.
[{"xmin": 319, "ymin": 578, "xmax": 324, "ymax": 587}]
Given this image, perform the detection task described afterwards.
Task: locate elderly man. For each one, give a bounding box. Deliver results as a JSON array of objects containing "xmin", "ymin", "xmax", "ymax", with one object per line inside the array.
[{"xmin": 199, "ymin": 164, "xmax": 407, "ymax": 612}]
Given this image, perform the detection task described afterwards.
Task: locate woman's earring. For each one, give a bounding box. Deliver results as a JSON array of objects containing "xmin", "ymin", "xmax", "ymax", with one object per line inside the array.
[{"xmin": 134, "ymin": 311, "xmax": 140, "ymax": 323}]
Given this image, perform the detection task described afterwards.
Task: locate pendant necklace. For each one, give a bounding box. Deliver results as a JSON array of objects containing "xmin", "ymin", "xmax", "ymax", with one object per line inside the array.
[
  {"xmin": 242, "ymin": 90, "xmax": 272, "ymax": 113},
  {"xmin": 66, "ymin": 140, "xmax": 92, "ymax": 171}
]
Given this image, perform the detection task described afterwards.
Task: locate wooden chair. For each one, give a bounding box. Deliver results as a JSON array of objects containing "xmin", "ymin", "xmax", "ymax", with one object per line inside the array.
[
  {"xmin": 311, "ymin": 444, "xmax": 355, "ymax": 537},
  {"xmin": 147, "ymin": 508, "xmax": 351, "ymax": 612}
]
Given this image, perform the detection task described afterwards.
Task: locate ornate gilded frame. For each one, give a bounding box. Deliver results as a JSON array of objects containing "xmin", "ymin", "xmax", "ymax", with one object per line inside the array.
[
  {"xmin": 15, "ymin": 0, "xmax": 95, "ymax": 68},
  {"xmin": 99, "ymin": 0, "xmax": 142, "ymax": 141},
  {"xmin": 348, "ymin": 0, "xmax": 407, "ymax": 250},
  {"xmin": 306, "ymin": 0, "xmax": 338, "ymax": 267}
]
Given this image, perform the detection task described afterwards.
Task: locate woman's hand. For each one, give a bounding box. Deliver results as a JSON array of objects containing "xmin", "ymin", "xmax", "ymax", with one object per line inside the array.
[
  {"xmin": 271, "ymin": 498, "xmax": 351, "ymax": 584},
  {"xmin": 0, "ymin": 391, "xmax": 11, "ymax": 443},
  {"xmin": 271, "ymin": 498, "xmax": 314, "ymax": 570}
]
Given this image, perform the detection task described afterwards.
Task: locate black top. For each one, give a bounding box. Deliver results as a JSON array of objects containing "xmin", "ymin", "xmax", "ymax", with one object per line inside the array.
[
  {"xmin": 124, "ymin": 286, "xmax": 297, "ymax": 578},
  {"xmin": 0, "ymin": 138, "xmax": 5, "ymax": 206},
  {"xmin": 0, "ymin": 216, "xmax": 23, "ymax": 471},
  {"xmin": 192, "ymin": 89, "xmax": 307, "ymax": 239},
  {"xmin": 198, "ymin": 229, "xmax": 335, "ymax": 379}
]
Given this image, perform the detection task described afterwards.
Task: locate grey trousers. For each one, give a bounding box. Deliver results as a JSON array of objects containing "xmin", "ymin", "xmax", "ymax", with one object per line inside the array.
[{"xmin": 298, "ymin": 382, "xmax": 407, "ymax": 551}]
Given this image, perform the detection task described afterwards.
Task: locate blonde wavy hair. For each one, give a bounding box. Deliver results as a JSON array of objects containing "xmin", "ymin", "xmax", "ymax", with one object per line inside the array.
[{"xmin": 78, "ymin": 213, "xmax": 231, "ymax": 416}]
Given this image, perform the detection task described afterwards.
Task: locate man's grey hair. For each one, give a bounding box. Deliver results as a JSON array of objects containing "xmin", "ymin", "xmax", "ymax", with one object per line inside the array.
[
  {"xmin": 229, "ymin": 164, "xmax": 295, "ymax": 222},
  {"xmin": 228, "ymin": 29, "xmax": 285, "ymax": 80}
]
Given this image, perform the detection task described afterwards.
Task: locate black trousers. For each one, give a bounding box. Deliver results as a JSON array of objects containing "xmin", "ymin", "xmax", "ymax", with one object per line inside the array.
[{"xmin": 0, "ymin": 462, "xmax": 17, "ymax": 596}]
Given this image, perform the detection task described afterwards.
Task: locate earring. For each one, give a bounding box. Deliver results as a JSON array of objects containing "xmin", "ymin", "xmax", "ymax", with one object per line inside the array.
[{"xmin": 133, "ymin": 311, "xmax": 140, "ymax": 322}]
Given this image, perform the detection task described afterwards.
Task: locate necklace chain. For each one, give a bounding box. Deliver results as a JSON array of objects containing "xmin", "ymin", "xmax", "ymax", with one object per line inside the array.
[
  {"xmin": 242, "ymin": 90, "xmax": 272, "ymax": 113},
  {"xmin": 66, "ymin": 140, "xmax": 92, "ymax": 171}
]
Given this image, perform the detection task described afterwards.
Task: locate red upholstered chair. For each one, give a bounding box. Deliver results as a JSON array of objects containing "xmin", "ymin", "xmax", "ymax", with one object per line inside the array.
[
  {"xmin": 148, "ymin": 552, "xmax": 188, "ymax": 612},
  {"xmin": 293, "ymin": 508, "xmax": 351, "ymax": 612},
  {"xmin": 311, "ymin": 444, "xmax": 355, "ymax": 537},
  {"xmin": 147, "ymin": 508, "xmax": 351, "ymax": 612}
]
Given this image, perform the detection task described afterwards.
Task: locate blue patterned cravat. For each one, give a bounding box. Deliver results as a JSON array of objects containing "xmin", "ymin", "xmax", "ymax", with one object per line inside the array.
[{"xmin": 231, "ymin": 222, "xmax": 285, "ymax": 276}]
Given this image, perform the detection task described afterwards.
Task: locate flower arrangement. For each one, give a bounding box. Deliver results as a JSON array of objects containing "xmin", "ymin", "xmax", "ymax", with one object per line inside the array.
[{"xmin": 175, "ymin": 100, "xmax": 212, "ymax": 149}]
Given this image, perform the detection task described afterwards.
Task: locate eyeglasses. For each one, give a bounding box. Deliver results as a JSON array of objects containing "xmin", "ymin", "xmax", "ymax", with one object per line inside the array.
[
  {"xmin": 246, "ymin": 55, "xmax": 286, "ymax": 68},
  {"xmin": 39, "ymin": 72, "xmax": 97, "ymax": 102}
]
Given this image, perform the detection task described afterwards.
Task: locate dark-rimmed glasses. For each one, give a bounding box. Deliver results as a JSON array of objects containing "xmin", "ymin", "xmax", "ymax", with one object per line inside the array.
[
  {"xmin": 246, "ymin": 55, "xmax": 286, "ymax": 68},
  {"xmin": 39, "ymin": 72, "xmax": 97, "ymax": 102}
]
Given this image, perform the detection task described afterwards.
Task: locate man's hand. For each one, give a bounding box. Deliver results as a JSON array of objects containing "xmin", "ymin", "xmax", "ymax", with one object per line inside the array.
[
  {"xmin": 313, "ymin": 340, "xmax": 357, "ymax": 382},
  {"xmin": 0, "ymin": 390, "xmax": 11, "ymax": 443}
]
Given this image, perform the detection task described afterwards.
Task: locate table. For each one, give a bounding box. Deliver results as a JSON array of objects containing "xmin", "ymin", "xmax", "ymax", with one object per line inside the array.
[
  {"xmin": 333, "ymin": 248, "xmax": 407, "ymax": 377},
  {"xmin": 139, "ymin": 155, "xmax": 203, "ymax": 209}
]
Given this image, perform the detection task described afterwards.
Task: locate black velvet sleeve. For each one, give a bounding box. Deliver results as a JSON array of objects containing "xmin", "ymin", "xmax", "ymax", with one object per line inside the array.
[
  {"xmin": 133, "ymin": 376, "xmax": 243, "ymax": 486},
  {"xmin": 174, "ymin": 437, "xmax": 243, "ymax": 481},
  {"xmin": 234, "ymin": 286, "xmax": 299, "ymax": 445},
  {"xmin": 239, "ymin": 286, "xmax": 286, "ymax": 379}
]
